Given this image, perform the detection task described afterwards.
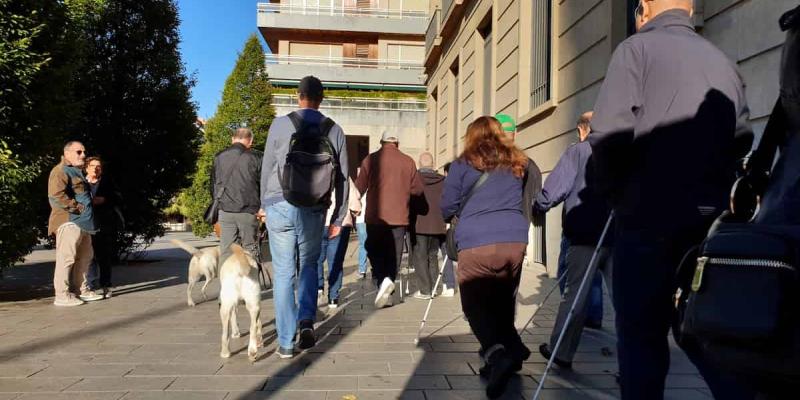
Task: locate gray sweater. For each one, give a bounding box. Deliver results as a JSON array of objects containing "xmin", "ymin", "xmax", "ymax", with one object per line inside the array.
[{"xmin": 260, "ymin": 108, "xmax": 349, "ymax": 226}]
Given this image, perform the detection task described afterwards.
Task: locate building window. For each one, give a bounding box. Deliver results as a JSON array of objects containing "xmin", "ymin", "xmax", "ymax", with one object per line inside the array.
[
  {"xmin": 530, "ymin": 0, "xmax": 552, "ymax": 109},
  {"xmin": 479, "ymin": 17, "xmax": 492, "ymax": 116}
]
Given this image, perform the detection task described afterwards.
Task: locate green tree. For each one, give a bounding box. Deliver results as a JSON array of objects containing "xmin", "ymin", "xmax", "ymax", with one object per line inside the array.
[
  {"xmin": 184, "ymin": 34, "xmax": 274, "ymax": 237},
  {"xmin": 74, "ymin": 0, "xmax": 200, "ymax": 255}
]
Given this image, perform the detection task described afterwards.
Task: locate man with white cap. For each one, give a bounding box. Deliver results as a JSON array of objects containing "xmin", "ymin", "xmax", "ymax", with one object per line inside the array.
[{"xmin": 355, "ymin": 131, "xmax": 423, "ymax": 308}]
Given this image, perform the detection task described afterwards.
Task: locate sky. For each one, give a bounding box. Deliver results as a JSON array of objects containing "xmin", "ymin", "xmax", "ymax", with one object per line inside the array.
[{"xmin": 177, "ymin": 0, "xmax": 269, "ymax": 119}]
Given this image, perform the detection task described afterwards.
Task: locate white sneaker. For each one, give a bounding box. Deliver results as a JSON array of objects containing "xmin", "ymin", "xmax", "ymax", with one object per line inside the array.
[
  {"xmin": 102, "ymin": 287, "xmax": 113, "ymax": 298},
  {"xmin": 79, "ymin": 291, "xmax": 104, "ymax": 302},
  {"xmin": 374, "ymin": 278, "xmax": 395, "ymax": 308},
  {"xmin": 54, "ymin": 296, "xmax": 84, "ymax": 307},
  {"xmin": 411, "ymin": 291, "xmax": 431, "ymax": 300},
  {"xmin": 441, "ymin": 284, "xmax": 455, "ymax": 297}
]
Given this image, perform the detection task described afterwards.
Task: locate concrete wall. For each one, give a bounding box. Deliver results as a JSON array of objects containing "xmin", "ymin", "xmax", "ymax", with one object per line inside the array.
[
  {"xmin": 425, "ymin": 0, "xmax": 788, "ymax": 274},
  {"xmin": 265, "ymin": 63, "xmax": 426, "ymax": 87},
  {"xmin": 272, "ymin": 104, "xmax": 428, "ymax": 163}
]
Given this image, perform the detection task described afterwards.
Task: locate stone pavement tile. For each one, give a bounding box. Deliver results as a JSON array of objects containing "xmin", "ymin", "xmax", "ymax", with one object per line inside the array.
[
  {"xmin": 664, "ymin": 374, "xmax": 709, "ymax": 389},
  {"xmin": 664, "ymin": 389, "xmax": 713, "ymax": 399},
  {"xmin": 389, "ymin": 362, "xmax": 474, "ymax": 376},
  {"xmin": 66, "ymin": 377, "xmax": 175, "ymax": 392},
  {"xmin": 540, "ymin": 374, "xmax": 618, "ymax": 390},
  {"xmin": 16, "ymin": 393, "xmax": 126, "ymax": 400},
  {"xmin": 445, "ymin": 375, "xmax": 537, "ymax": 390},
  {"xmin": 0, "ymin": 377, "xmax": 80, "ymax": 392},
  {"xmin": 304, "ymin": 361, "xmax": 389, "ymax": 376},
  {"xmin": 357, "ymin": 375, "xmax": 450, "ymax": 390},
  {"xmin": 569, "ymin": 363, "xmax": 618, "ymax": 375},
  {"xmin": 53, "ymin": 344, "xmax": 140, "ymax": 354},
  {"xmin": 122, "ymin": 391, "xmax": 226, "ymax": 400},
  {"xmin": 411, "ymin": 352, "xmax": 481, "ymax": 363},
  {"xmin": 264, "ymin": 377, "xmax": 357, "ymax": 392},
  {"xmin": 531, "ymin": 389, "xmax": 620, "ymax": 399},
  {"xmin": 215, "ymin": 361, "xmax": 306, "ymax": 377},
  {"xmin": 430, "ymin": 343, "xmax": 481, "ymax": 352},
  {"xmin": 225, "ymin": 390, "xmax": 327, "ymax": 400},
  {"xmin": 422, "ymin": 390, "xmax": 524, "ymax": 400},
  {"xmin": 33, "ymin": 364, "xmax": 134, "ymax": 377},
  {"xmin": 326, "ymin": 390, "xmax": 425, "ymax": 400},
  {"xmin": 0, "ymin": 364, "xmax": 47, "ymax": 378},
  {"xmin": 91, "ymin": 353, "xmax": 177, "ymax": 364},
  {"xmin": 329, "ymin": 352, "xmax": 414, "ymax": 363},
  {"xmin": 166, "ymin": 377, "xmax": 267, "ymax": 392},
  {"xmin": 126, "ymin": 363, "xmax": 223, "ymax": 377}
]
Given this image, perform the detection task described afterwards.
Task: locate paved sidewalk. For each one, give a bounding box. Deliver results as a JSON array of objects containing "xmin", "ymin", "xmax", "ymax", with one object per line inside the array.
[{"xmin": 0, "ymin": 232, "xmax": 711, "ymax": 399}]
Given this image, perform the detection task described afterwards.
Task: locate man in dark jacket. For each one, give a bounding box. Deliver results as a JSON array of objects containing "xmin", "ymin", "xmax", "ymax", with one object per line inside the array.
[
  {"xmin": 588, "ymin": 1, "xmax": 753, "ymax": 398},
  {"xmin": 535, "ymin": 111, "xmax": 612, "ymax": 368},
  {"xmin": 212, "ymin": 127, "xmax": 262, "ymax": 263},
  {"xmin": 410, "ymin": 152, "xmax": 446, "ymax": 299},
  {"xmin": 355, "ymin": 131, "xmax": 423, "ymax": 308}
]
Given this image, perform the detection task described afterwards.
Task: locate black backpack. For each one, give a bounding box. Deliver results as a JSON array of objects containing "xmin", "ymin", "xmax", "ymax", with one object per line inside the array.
[{"xmin": 280, "ymin": 111, "xmax": 338, "ymax": 208}]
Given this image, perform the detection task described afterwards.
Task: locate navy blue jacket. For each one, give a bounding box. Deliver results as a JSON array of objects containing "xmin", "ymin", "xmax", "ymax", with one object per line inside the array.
[
  {"xmin": 440, "ymin": 159, "xmax": 529, "ymax": 251},
  {"xmin": 536, "ymin": 140, "xmax": 611, "ymax": 245},
  {"xmin": 589, "ymin": 10, "xmax": 753, "ymax": 228}
]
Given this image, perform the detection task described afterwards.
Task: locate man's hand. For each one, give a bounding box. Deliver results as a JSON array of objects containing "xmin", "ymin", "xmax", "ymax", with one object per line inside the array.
[
  {"xmin": 92, "ymin": 196, "xmax": 106, "ymax": 206},
  {"xmin": 328, "ymin": 224, "xmax": 341, "ymax": 239},
  {"xmin": 256, "ymin": 208, "xmax": 266, "ymax": 223},
  {"xmin": 76, "ymin": 203, "xmax": 85, "ymax": 214}
]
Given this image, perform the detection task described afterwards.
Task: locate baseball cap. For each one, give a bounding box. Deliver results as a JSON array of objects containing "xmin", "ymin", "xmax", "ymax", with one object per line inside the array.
[
  {"xmin": 298, "ymin": 76, "xmax": 324, "ymax": 100},
  {"xmin": 380, "ymin": 130, "xmax": 399, "ymax": 143},
  {"xmin": 495, "ymin": 113, "xmax": 516, "ymax": 132}
]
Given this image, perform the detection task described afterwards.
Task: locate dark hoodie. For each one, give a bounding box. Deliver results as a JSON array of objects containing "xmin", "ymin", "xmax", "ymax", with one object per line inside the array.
[{"xmin": 411, "ymin": 168, "xmax": 447, "ymax": 235}]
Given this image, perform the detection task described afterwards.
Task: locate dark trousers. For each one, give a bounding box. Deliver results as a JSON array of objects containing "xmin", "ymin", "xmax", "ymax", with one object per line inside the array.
[
  {"xmin": 412, "ymin": 234, "xmax": 444, "ymax": 295},
  {"xmin": 558, "ymin": 236, "xmax": 604, "ymax": 323},
  {"xmin": 92, "ymin": 231, "xmax": 115, "ymax": 288},
  {"xmin": 458, "ymin": 242, "xmax": 528, "ymax": 360},
  {"xmin": 439, "ymin": 242, "xmax": 456, "ymax": 288},
  {"xmin": 365, "ymin": 225, "xmax": 406, "ymax": 283},
  {"xmin": 614, "ymin": 219, "xmax": 753, "ymax": 400}
]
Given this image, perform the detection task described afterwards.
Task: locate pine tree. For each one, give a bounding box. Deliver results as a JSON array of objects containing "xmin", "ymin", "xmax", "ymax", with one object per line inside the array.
[{"xmin": 183, "ymin": 34, "xmax": 275, "ymax": 237}]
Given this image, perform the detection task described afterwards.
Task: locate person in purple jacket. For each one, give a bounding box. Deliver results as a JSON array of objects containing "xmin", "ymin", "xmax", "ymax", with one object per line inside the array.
[{"xmin": 440, "ymin": 116, "xmax": 530, "ymax": 399}]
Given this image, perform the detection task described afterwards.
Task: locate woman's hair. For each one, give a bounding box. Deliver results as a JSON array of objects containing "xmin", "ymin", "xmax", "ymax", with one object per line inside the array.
[
  {"xmin": 460, "ymin": 116, "xmax": 528, "ymax": 178},
  {"xmin": 84, "ymin": 156, "xmax": 102, "ymax": 172}
]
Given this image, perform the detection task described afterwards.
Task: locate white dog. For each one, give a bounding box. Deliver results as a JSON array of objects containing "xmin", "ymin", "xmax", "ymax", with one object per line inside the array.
[
  {"xmin": 170, "ymin": 239, "xmax": 220, "ymax": 307},
  {"xmin": 218, "ymin": 243, "xmax": 262, "ymax": 362}
]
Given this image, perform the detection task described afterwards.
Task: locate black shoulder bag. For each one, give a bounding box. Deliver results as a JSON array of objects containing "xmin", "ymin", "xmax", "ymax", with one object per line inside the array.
[
  {"xmin": 445, "ymin": 172, "xmax": 489, "ymax": 261},
  {"xmin": 204, "ymin": 151, "xmax": 246, "ymax": 225}
]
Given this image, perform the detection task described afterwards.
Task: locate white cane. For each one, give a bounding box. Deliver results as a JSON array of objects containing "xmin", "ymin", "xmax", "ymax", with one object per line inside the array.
[
  {"xmin": 532, "ymin": 211, "xmax": 614, "ymax": 400},
  {"xmin": 413, "ymin": 254, "xmax": 450, "ymax": 345}
]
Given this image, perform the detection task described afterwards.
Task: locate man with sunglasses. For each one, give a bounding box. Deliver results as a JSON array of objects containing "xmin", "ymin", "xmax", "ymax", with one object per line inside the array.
[
  {"xmin": 47, "ymin": 141, "xmax": 102, "ymax": 306},
  {"xmin": 589, "ymin": 0, "xmax": 754, "ymax": 399}
]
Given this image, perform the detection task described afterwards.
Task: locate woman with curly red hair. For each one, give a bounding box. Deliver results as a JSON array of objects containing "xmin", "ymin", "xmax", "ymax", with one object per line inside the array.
[{"xmin": 440, "ymin": 116, "xmax": 531, "ymax": 398}]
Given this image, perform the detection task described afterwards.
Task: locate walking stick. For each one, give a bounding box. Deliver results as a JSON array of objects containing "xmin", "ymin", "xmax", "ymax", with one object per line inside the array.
[
  {"xmin": 414, "ymin": 254, "xmax": 450, "ymax": 345},
  {"xmin": 532, "ymin": 211, "xmax": 614, "ymax": 400}
]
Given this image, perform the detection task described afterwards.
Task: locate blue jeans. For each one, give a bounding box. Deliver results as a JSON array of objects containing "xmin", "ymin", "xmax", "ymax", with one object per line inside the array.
[
  {"xmin": 438, "ymin": 242, "xmax": 456, "ymax": 288},
  {"xmin": 356, "ymin": 223, "xmax": 368, "ymax": 274},
  {"xmin": 317, "ymin": 226, "xmax": 351, "ymax": 301},
  {"xmin": 266, "ymin": 201, "xmax": 325, "ymax": 350},
  {"xmin": 558, "ymin": 235, "xmax": 603, "ymax": 324},
  {"xmin": 86, "ymin": 259, "xmax": 100, "ymax": 291}
]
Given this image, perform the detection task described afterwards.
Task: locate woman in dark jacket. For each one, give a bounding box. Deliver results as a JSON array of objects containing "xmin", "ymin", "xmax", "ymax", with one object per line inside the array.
[
  {"xmin": 85, "ymin": 157, "xmax": 123, "ymax": 298},
  {"xmin": 440, "ymin": 116, "xmax": 531, "ymax": 398}
]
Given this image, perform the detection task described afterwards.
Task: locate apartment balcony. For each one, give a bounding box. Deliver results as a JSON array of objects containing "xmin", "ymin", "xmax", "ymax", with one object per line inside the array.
[
  {"xmin": 265, "ymin": 54, "xmax": 426, "ymax": 89},
  {"xmin": 440, "ymin": 0, "xmax": 465, "ymax": 41},
  {"xmin": 257, "ymin": 2, "xmax": 428, "ymax": 37},
  {"xmin": 272, "ymin": 94, "xmax": 426, "ymax": 112},
  {"xmin": 424, "ymin": 8, "xmax": 442, "ymax": 70}
]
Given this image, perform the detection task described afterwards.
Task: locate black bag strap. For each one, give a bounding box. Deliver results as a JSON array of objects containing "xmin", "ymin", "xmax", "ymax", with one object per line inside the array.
[
  {"xmin": 456, "ymin": 172, "xmax": 489, "ymax": 218},
  {"xmin": 747, "ymin": 99, "xmax": 788, "ymax": 177},
  {"xmin": 288, "ymin": 111, "xmax": 336, "ymax": 138},
  {"xmin": 214, "ymin": 149, "xmax": 246, "ymax": 201}
]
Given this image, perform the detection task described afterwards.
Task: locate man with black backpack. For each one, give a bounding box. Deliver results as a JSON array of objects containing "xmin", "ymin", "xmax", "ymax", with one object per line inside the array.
[{"xmin": 260, "ymin": 76, "xmax": 349, "ymax": 359}]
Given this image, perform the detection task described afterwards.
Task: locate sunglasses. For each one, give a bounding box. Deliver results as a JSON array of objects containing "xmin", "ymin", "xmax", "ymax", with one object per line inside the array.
[
  {"xmin": 73, "ymin": 150, "xmax": 85, "ymax": 155},
  {"xmin": 635, "ymin": 1, "xmax": 644, "ymax": 18}
]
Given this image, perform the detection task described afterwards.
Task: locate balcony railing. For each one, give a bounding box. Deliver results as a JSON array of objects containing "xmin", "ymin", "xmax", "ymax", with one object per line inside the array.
[
  {"xmin": 272, "ymin": 94, "xmax": 426, "ymax": 112},
  {"xmin": 265, "ymin": 54, "xmax": 424, "ymax": 70},
  {"xmin": 257, "ymin": 2, "xmax": 428, "ymax": 19},
  {"xmin": 425, "ymin": 8, "xmax": 441, "ymax": 53}
]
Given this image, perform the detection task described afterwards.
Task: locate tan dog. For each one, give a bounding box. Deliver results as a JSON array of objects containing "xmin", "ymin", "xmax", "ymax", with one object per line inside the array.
[
  {"xmin": 170, "ymin": 239, "xmax": 221, "ymax": 306},
  {"xmin": 219, "ymin": 243, "xmax": 262, "ymax": 361}
]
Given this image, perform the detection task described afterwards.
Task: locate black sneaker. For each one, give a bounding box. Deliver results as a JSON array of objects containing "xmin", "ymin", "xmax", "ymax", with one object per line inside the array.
[
  {"xmin": 585, "ymin": 320, "xmax": 603, "ymax": 330},
  {"xmin": 538, "ymin": 343, "xmax": 572, "ymax": 369},
  {"xmin": 486, "ymin": 349, "xmax": 515, "ymax": 399},
  {"xmin": 328, "ymin": 298, "xmax": 339, "ymax": 309},
  {"xmin": 275, "ymin": 346, "xmax": 294, "ymax": 359},
  {"xmin": 298, "ymin": 319, "xmax": 316, "ymax": 350}
]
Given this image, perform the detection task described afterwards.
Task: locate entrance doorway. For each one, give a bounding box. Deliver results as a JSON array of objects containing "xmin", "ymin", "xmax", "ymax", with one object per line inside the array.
[{"xmin": 346, "ymin": 135, "xmax": 370, "ymax": 177}]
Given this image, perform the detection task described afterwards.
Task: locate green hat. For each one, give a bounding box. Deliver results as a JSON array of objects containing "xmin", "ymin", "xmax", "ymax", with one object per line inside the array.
[{"xmin": 495, "ymin": 113, "xmax": 516, "ymax": 132}]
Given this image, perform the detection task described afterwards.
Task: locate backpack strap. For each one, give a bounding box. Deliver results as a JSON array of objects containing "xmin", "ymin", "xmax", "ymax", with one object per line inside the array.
[
  {"xmin": 287, "ymin": 111, "xmax": 336, "ymax": 137},
  {"xmin": 287, "ymin": 111, "xmax": 303, "ymax": 133}
]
